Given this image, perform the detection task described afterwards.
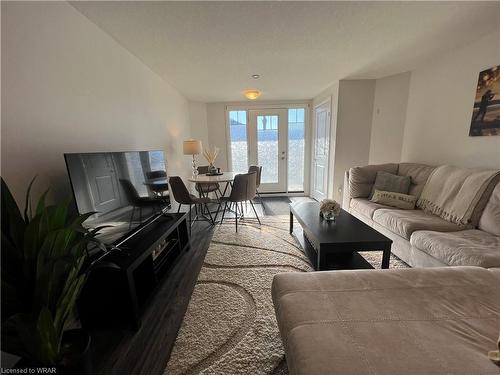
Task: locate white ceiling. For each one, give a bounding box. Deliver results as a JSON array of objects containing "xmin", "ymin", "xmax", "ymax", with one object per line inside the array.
[{"xmin": 72, "ymin": 1, "xmax": 500, "ymax": 102}]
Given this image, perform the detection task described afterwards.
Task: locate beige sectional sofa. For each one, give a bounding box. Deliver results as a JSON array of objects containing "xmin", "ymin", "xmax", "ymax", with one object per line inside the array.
[
  {"xmin": 272, "ymin": 163, "xmax": 500, "ymax": 375},
  {"xmin": 272, "ymin": 266, "xmax": 500, "ymax": 375},
  {"xmin": 343, "ymin": 163, "xmax": 500, "ymax": 269}
]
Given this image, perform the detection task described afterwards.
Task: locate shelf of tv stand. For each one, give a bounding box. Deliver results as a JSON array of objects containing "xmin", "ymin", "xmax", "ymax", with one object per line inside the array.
[{"xmin": 77, "ymin": 212, "xmax": 190, "ymax": 331}]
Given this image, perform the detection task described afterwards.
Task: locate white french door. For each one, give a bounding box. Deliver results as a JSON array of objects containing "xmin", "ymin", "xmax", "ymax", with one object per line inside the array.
[
  {"xmin": 311, "ymin": 100, "xmax": 331, "ymax": 201},
  {"xmin": 248, "ymin": 109, "xmax": 288, "ymax": 192}
]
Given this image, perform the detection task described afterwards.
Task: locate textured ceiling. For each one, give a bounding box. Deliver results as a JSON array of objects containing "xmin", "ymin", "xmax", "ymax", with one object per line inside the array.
[{"xmin": 72, "ymin": 1, "xmax": 500, "ymax": 102}]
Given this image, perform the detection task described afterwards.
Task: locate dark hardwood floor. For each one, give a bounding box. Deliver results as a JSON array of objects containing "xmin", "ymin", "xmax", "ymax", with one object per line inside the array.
[{"xmin": 89, "ymin": 197, "xmax": 310, "ymax": 375}]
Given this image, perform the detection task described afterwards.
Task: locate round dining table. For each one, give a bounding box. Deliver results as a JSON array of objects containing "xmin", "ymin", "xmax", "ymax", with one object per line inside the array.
[
  {"xmin": 187, "ymin": 171, "xmax": 242, "ymax": 219},
  {"xmin": 187, "ymin": 171, "xmax": 240, "ymax": 197},
  {"xmin": 187, "ymin": 171, "xmax": 239, "ymax": 184}
]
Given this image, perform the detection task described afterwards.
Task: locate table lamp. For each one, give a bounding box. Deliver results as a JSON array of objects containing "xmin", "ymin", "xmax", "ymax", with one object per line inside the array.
[{"xmin": 183, "ymin": 139, "xmax": 202, "ymax": 177}]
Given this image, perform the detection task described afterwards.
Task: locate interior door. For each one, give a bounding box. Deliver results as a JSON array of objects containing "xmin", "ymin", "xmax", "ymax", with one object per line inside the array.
[
  {"xmin": 311, "ymin": 100, "xmax": 331, "ymax": 201},
  {"xmin": 82, "ymin": 153, "xmax": 122, "ymax": 214},
  {"xmin": 248, "ymin": 109, "xmax": 288, "ymax": 192}
]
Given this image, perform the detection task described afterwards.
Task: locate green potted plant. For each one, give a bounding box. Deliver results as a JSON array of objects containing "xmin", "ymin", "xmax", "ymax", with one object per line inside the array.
[{"xmin": 1, "ymin": 177, "xmax": 104, "ymax": 374}]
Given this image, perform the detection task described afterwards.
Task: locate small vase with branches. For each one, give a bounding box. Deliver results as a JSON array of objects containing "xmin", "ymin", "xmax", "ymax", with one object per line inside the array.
[{"xmin": 203, "ymin": 147, "xmax": 220, "ymax": 174}]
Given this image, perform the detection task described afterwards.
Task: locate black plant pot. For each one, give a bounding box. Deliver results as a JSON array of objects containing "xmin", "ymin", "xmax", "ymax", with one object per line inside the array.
[{"xmin": 16, "ymin": 329, "xmax": 92, "ymax": 375}]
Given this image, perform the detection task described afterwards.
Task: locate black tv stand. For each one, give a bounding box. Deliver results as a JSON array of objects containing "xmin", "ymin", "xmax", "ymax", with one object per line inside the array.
[{"xmin": 77, "ymin": 212, "xmax": 190, "ymax": 330}]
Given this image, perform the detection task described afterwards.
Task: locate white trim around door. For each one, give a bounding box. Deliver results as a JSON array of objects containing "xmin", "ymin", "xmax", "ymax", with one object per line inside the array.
[{"xmin": 225, "ymin": 104, "xmax": 310, "ymax": 195}]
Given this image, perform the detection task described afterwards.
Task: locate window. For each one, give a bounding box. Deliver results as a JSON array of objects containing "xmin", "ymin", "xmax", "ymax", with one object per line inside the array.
[
  {"xmin": 228, "ymin": 110, "xmax": 248, "ymax": 172},
  {"xmin": 257, "ymin": 115, "xmax": 278, "ymax": 131},
  {"xmin": 288, "ymin": 108, "xmax": 305, "ymax": 192}
]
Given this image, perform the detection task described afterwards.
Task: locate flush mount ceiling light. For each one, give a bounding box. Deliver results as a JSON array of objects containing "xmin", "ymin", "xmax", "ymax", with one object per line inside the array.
[
  {"xmin": 251, "ymin": 74, "xmax": 260, "ymax": 79},
  {"xmin": 243, "ymin": 89, "xmax": 262, "ymax": 100}
]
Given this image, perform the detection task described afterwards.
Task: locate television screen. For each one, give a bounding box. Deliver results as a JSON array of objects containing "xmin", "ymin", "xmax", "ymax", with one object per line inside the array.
[{"xmin": 64, "ymin": 150, "xmax": 170, "ymax": 245}]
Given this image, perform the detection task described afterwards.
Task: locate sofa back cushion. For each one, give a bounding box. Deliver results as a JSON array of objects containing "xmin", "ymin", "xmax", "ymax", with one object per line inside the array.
[
  {"xmin": 349, "ymin": 163, "xmax": 398, "ymax": 198},
  {"xmin": 478, "ymin": 181, "xmax": 500, "ymax": 236},
  {"xmin": 397, "ymin": 163, "xmax": 435, "ymax": 198}
]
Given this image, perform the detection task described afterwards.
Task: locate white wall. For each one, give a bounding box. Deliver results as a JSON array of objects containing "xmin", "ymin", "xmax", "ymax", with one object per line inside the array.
[
  {"xmin": 369, "ymin": 72, "xmax": 411, "ymax": 164},
  {"xmin": 333, "ymin": 80, "xmax": 376, "ymax": 202},
  {"xmin": 401, "ymin": 28, "xmax": 500, "ymax": 168},
  {"xmin": 1, "ymin": 2, "xmax": 192, "ymax": 206},
  {"xmin": 188, "ymin": 101, "xmax": 209, "ymax": 151},
  {"xmin": 206, "ymin": 102, "xmax": 228, "ymax": 170}
]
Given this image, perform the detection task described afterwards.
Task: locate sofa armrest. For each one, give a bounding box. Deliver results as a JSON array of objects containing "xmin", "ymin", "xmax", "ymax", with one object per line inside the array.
[{"xmin": 342, "ymin": 170, "xmax": 351, "ymax": 209}]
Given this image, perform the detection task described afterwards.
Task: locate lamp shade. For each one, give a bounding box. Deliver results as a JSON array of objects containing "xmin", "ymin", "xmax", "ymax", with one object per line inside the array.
[{"xmin": 183, "ymin": 139, "xmax": 202, "ymax": 155}]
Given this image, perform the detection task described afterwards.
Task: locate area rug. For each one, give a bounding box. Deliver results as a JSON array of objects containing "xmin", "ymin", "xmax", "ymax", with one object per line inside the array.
[{"xmin": 165, "ymin": 215, "xmax": 408, "ymax": 375}]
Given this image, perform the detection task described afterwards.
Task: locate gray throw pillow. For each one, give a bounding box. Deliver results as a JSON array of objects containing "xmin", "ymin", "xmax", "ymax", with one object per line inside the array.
[{"xmin": 369, "ymin": 171, "xmax": 411, "ymax": 199}]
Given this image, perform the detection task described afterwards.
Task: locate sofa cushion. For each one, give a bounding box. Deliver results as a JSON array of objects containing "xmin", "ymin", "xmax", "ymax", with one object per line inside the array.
[
  {"xmin": 397, "ymin": 162, "xmax": 435, "ymax": 198},
  {"xmin": 369, "ymin": 171, "xmax": 411, "ymax": 198},
  {"xmin": 349, "ymin": 198, "xmax": 391, "ymax": 219},
  {"xmin": 411, "ymin": 229, "xmax": 500, "ymax": 268},
  {"xmin": 348, "ymin": 163, "xmax": 398, "ymax": 198},
  {"xmin": 479, "ymin": 181, "xmax": 500, "ymax": 236},
  {"xmin": 373, "ymin": 208, "xmax": 464, "ymax": 240},
  {"xmin": 272, "ymin": 267, "xmax": 500, "ymax": 375}
]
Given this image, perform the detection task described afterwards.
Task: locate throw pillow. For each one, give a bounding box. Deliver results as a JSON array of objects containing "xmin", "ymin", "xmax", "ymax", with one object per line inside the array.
[
  {"xmin": 369, "ymin": 171, "xmax": 411, "ymax": 199},
  {"xmin": 371, "ymin": 189, "xmax": 417, "ymax": 210}
]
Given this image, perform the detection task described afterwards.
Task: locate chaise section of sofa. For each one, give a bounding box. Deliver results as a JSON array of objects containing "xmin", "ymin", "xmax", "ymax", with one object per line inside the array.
[
  {"xmin": 343, "ymin": 163, "xmax": 500, "ymax": 268},
  {"xmin": 272, "ymin": 266, "xmax": 500, "ymax": 375}
]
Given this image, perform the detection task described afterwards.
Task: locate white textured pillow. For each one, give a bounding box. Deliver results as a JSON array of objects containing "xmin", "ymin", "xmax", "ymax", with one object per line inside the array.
[{"xmin": 371, "ymin": 189, "xmax": 417, "ymax": 210}]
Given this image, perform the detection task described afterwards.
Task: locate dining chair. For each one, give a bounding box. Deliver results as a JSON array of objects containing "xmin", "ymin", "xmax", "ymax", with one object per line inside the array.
[
  {"xmin": 169, "ymin": 176, "xmax": 215, "ymax": 232},
  {"xmin": 248, "ymin": 165, "xmax": 265, "ymax": 212},
  {"xmin": 195, "ymin": 165, "xmax": 221, "ymax": 199},
  {"xmin": 216, "ymin": 172, "xmax": 261, "ymax": 231}
]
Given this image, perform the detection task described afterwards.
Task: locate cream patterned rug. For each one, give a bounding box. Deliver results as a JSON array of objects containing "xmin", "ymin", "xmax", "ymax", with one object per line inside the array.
[{"xmin": 165, "ymin": 215, "xmax": 408, "ymax": 375}]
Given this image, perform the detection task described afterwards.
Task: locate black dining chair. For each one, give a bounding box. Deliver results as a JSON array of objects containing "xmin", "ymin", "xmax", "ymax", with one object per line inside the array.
[
  {"xmin": 169, "ymin": 176, "xmax": 214, "ymax": 232},
  {"xmin": 216, "ymin": 172, "xmax": 260, "ymax": 231},
  {"xmin": 248, "ymin": 165, "xmax": 264, "ymax": 212},
  {"xmin": 195, "ymin": 166, "xmax": 221, "ymax": 199}
]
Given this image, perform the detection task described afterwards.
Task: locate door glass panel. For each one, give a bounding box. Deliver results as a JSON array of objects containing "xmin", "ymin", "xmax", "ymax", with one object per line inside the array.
[
  {"xmin": 315, "ymin": 165, "xmax": 325, "ymax": 194},
  {"xmin": 316, "ymin": 111, "xmax": 327, "ymax": 156},
  {"xmin": 229, "ymin": 110, "xmax": 248, "ymax": 172},
  {"xmin": 288, "ymin": 108, "xmax": 305, "ymax": 192},
  {"xmin": 257, "ymin": 115, "xmax": 279, "ymax": 183}
]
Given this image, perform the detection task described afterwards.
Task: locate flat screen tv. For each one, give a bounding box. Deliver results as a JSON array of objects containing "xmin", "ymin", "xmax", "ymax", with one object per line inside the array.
[{"xmin": 64, "ymin": 150, "xmax": 171, "ymax": 246}]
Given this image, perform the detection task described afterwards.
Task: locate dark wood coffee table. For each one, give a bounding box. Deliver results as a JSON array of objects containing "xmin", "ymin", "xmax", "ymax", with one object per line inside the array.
[{"xmin": 290, "ymin": 201, "xmax": 392, "ymax": 271}]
